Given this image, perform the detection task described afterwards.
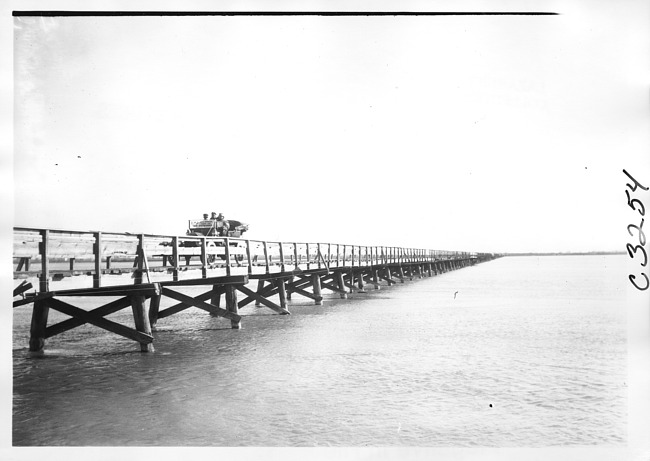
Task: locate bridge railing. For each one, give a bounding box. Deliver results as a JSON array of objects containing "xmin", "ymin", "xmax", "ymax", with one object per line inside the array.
[{"xmin": 13, "ymin": 227, "xmax": 488, "ymax": 292}]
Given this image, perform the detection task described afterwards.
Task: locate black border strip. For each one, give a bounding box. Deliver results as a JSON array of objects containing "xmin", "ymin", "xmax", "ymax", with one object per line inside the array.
[{"xmin": 13, "ymin": 11, "xmax": 559, "ymax": 17}]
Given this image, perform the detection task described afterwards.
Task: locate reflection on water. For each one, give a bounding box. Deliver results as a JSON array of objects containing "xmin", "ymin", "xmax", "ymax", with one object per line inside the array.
[{"xmin": 13, "ymin": 256, "xmax": 627, "ymax": 446}]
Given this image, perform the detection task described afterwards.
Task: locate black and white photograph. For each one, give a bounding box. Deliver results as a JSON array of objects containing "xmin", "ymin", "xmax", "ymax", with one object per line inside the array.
[{"xmin": 3, "ymin": 1, "xmax": 649, "ymax": 460}]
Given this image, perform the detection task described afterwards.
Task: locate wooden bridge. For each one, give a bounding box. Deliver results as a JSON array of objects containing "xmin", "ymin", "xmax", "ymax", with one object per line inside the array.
[{"xmin": 12, "ymin": 226, "xmax": 499, "ymax": 353}]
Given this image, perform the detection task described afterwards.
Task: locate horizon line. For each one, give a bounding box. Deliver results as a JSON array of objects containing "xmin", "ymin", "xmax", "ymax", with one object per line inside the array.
[{"xmin": 13, "ymin": 11, "xmax": 560, "ymax": 17}]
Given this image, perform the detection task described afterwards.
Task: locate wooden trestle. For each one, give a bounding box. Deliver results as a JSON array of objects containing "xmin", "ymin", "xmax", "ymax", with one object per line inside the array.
[{"xmin": 12, "ymin": 227, "xmax": 498, "ymax": 352}]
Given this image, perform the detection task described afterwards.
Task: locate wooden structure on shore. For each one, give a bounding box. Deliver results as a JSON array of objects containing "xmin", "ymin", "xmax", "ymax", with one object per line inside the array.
[{"xmin": 12, "ymin": 226, "xmax": 499, "ymax": 353}]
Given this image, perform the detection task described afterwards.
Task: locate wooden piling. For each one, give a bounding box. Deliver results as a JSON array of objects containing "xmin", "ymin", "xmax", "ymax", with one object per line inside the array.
[
  {"xmin": 372, "ymin": 269, "xmax": 380, "ymax": 290},
  {"xmin": 335, "ymin": 271, "xmax": 348, "ymax": 299},
  {"xmin": 29, "ymin": 299, "xmax": 50, "ymax": 352},
  {"xmin": 149, "ymin": 291, "xmax": 161, "ymax": 329},
  {"xmin": 225, "ymin": 285, "xmax": 241, "ymax": 329},
  {"xmin": 130, "ymin": 295, "xmax": 154, "ymax": 352},
  {"xmin": 210, "ymin": 283, "xmax": 222, "ymax": 316},
  {"xmin": 287, "ymin": 276, "xmax": 294, "ymax": 300},
  {"xmin": 357, "ymin": 270, "xmax": 366, "ymax": 293},
  {"xmin": 312, "ymin": 273, "xmax": 323, "ymax": 305},
  {"xmin": 276, "ymin": 278, "xmax": 288, "ymax": 312},
  {"xmin": 254, "ymin": 279, "xmax": 264, "ymax": 306},
  {"xmin": 383, "ymin": 266, "xmax": 394, "ymax": 285}
]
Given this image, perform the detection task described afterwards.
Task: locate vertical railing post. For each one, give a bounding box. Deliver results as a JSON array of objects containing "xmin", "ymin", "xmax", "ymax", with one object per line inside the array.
[
  {"xmin": 317, "ymin": 243, "xmax": 322, "ymax": 269},
  {"xmin": 93, "ymin": 232, "xmax": 102, "ymax": 288},
  {"xmin": 134, "ymin": 234, "xmax": 145, "ymax": 285},
  {"xmin": 38, "ymin": 229, "xmax": 50, "ymax": 293},
  {"xmin": 171, "ymin": 236, "xmax": 179, "ymax": 282},
  {"xmin": 245, "ymin": 240, "xmax": 253, "ymax": 276},
  {"xmin": 263, "ymin": 241, "xmax": 270, "ymax": 274},
  {"xmin": 278, "ymin": 242, "xmax": 285, "ymax": 272},
  {"xmin": 200, "ymin": 237, "xmax": 208, "ymax": 278},
  {"xmin": 294, "ymin": 243, "xmax": 299, "ymax": 270},
  {"xmin": 224, "ymin": 238, "xmax": 231, "ymax": 276},
  {"xmin": 306, "ymin": 243, "xmax": 310, "ymax": 270}
]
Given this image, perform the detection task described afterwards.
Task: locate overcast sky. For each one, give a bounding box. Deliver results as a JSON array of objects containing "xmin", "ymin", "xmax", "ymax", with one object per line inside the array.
[{"xmin": 11, "ymin": 2, "xmax": 650, "ymax": 253}]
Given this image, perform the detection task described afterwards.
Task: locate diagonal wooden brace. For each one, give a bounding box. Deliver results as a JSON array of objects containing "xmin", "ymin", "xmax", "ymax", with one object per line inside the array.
[
  {"xmin": 239, "ymin": 283, "xmax": 280, "ymax": 307},
  {"xmin": 45, "ymin": 295, "xmax": 133, "ymax": 338},
  {"xmin": 235, "ymin": 285, "xmax": 290, "ymax": 315},
  {"xmin": 161, "ymin": 287, "xmax": 241, "ymax": 322},
  {"xmin": 286, "ymin": 285, "xmax": 321, "ymax": 302},
  {"xmin": 320, "ymin": 280, "xmax": 348, "ymax": 296},
  {"xmin": 47, "ymin": 298, "xmax": 153, "ymax": 344},
  {"xmin": 13, "ymin": 281, "xmax": 33, "ymax": 297},
  {"xmin": 157, "ymin": 287, "xmax": 225, "ymax": 319}
]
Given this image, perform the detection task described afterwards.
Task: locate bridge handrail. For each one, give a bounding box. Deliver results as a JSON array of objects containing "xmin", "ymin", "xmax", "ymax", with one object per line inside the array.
[{"xmin": 13, "ymin": 226, "xmax": 494, "ymax": 291}]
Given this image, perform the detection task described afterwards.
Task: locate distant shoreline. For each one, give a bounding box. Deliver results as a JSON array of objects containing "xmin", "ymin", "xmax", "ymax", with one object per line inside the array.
[{"xmin": 505, "ymin": 251, "xmax": 625, "ymax": 257}]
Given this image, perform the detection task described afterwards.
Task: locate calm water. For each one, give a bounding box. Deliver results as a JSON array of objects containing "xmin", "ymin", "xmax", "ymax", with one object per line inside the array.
[{"xmin": 12, "ymin": 255, "xmax": 627, "ymax": 446}]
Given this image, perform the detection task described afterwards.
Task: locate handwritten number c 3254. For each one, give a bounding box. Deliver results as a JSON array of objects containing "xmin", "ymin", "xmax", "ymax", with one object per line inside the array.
[{"xmin": 624, "ymin": 170, "xmax": 648, "ymax": 291}]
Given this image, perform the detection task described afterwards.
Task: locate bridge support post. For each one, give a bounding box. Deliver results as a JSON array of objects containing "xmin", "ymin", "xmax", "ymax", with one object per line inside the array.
[
  {"xmin": 335, "ymin": 271, "xmax": 347, "ymax": 299},
  {"xmin": 226, "ymin": 285, "xmax": 241, "ymax": 329},
  {"xmin": 312, "ymin": 274, "xmax": 323, "ymax": 305},
  {"xmin": 149, "ymin": 287, "xmax": 162, "ymax": 329},
  {"xmin": 372, "ymin": 269, "xmax": 380, "ymax": 289},
  {"xmin": 398, "ymin": 266, "xmax": 405, "ymax": 283},
  {"xmin": 287, "ymin": 276, "xmax": 294, "ymax": 300},
  {"xmin": 384, "ymin": 266, "xmax": 394, "ymax": 285},
  {"xmin": 276, "ymin": 279, "xmax": 288, "ymax": 312},
  {"xmin": 29, "ymin": 299, "xmax": 50, "ymax": 353},
  {"xmin": 254, "ymin": 280, "xmax": 265, "ymax": 306},
  {"xmin": 357, "ymin": 270, "xmax": 366, "ymax": 293},
  {"xmin": 131, "ymin": 295, "xmax": 155, "ymax": 352},
  {"xmin": 210, "ymin": 284, "xmax": 222, "ymax": 316}
]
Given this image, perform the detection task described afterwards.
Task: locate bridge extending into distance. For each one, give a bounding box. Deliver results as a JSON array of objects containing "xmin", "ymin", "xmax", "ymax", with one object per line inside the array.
[{"xmin": 12, "ymin": 226, "xmax": 499, "ymax": 353}]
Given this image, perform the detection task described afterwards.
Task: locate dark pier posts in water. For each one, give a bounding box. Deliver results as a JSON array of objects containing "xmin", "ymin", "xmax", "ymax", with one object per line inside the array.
[
  {"xmin": 225, "ymin": 285, "xmax": 240, "ymax": 329},
  {"xmin": 149, "ymin": 290, "xmax": 162, "ymax": 329},
  {"xmin": 254, "ymin": 279, "xmax": 264, "ymax": 306},
  {"xmin": 29, "ymin": 299, "xmax": 49, "ymax": 353},
  {"xmin": 210, "ymin": 284, "xmax": 222, "ymax": 315},
  {"xmin": 131, "ymin": 294, "xmax": 155, "ymax": 352},
  {"xmin": 335, "ymin": 271, "xmax": 348, "ymax": 299},
  {"xmin": 356, "ymin": 270, "xmax": 366, "ymax": 293},
  {"xmin": 275, "ymin": 278, "xmax": 288, "ymax": 312},
  {"xmin": 312, "ymin": 273, "xmax": 323, "ymax": 305}
]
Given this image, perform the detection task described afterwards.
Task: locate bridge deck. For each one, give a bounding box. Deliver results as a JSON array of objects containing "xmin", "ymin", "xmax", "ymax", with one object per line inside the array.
[{"xmin": 12, "ymin": 226, "xmax": 497, "ymax": 353}]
